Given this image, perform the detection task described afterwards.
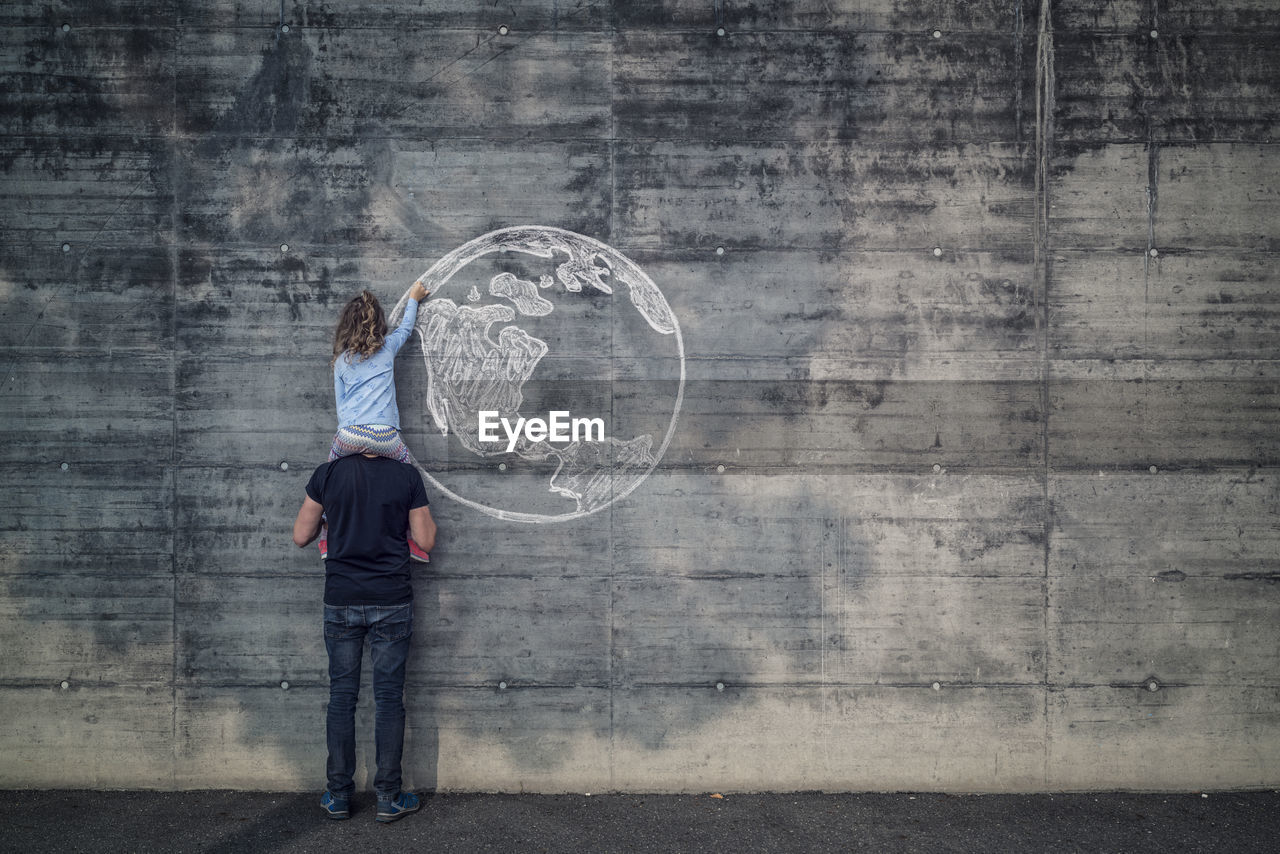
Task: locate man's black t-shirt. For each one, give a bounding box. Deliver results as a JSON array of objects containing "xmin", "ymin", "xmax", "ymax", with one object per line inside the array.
[{"xmin": 305, "ymin": 455, "xmax": 429, "ymax": 606}]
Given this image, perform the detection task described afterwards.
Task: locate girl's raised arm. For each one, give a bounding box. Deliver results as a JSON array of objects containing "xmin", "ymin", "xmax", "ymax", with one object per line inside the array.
[{"xmin": 384, "ymin": 284, "xmax": 428, "ymax": 354}]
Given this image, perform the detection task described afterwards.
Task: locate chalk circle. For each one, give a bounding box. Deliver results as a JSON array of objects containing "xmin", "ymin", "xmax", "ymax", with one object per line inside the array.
[{"xmin": 393, "ymin": 226, "xmax": 685, "ymax": 524}]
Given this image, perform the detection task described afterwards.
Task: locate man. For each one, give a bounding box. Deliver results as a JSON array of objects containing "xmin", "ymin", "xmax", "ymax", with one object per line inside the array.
[{"xmin": 293, "ymin": 452, "xmax": 436, "ymax": 823}]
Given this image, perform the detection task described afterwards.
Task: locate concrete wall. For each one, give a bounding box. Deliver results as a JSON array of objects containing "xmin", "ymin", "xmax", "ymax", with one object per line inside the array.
[{"xmin": 1, "ymin": 0, "xmax": 1277, "ymax": 792}]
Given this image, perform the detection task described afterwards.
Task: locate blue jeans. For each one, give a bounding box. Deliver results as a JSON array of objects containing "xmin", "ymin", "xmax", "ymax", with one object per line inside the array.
[{"xmin": 323, "ymin": 603, "xmax": 412, "ymax": 801}]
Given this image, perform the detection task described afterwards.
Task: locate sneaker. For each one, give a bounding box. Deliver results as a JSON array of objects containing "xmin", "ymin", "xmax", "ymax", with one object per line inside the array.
[
  {"xmin": 320, "ymin": 790, "xmax": 349, "ymax": 820},
  {"xmin": 408, "ymin": 535, "xmax": 430, "ymax": 564},
  {"xmin": 376, "ymin": 791, "xmax": 420, "ymax": 823}
]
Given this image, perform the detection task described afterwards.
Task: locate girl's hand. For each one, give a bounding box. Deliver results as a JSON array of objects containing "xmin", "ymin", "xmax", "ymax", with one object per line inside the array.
[{"xmin": 410, "ymin": 282, "xmax": 429, "ymax": 302}]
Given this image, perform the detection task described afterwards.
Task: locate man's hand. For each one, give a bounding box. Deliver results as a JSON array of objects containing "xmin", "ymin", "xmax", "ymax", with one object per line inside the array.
[
  {"xmin": 293, "ymin": 495, "xmax": 325, "ymax": 547},
  {"xmin": 409, "ymin": 505, "xmax": 436, "ymax": 554},
  {"xmin": 410, "ymin": 281, "xmax": 429, "ymax": 302}
]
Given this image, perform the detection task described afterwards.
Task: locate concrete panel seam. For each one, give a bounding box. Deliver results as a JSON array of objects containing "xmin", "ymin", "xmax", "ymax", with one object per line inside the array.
[{"xmin": 1034, "ymin": 0, "xmax": 1056, "ymax": 792}]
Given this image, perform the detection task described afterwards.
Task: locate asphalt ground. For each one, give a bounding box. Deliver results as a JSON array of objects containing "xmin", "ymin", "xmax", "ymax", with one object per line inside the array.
[{"xmin": 2, "ymin": 790, "xmax": 1277, "ymax": 853}]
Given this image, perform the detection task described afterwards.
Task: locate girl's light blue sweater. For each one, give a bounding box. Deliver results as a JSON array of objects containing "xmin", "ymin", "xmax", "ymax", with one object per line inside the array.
[{"xmin": 334, "ymin": 299, "xmax": 419, "ymax": 429}]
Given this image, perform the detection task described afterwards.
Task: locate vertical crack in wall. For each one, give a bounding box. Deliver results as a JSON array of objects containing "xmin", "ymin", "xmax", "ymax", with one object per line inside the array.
[
  {"xmin": 607, "ymin": 1, "xmax": 618, "ymax": 794},
  {"xmin": 1015, "ymin": 0, "xmax": 1025, "ymax": 147},
  {"xmin": 1033, "ymin": 0, "xmax": 1055, "ymax": 790},
  {"xmin": 168, "ymin": 17, "xmax": 181, "ymax": 788},
  {"xmin": 1145, "ymin": 129, "xmax": 1160, "ymax": 352},
  {"xmin": 1144, "ymin": 0, "xmax": 1163, "ymax": 352}
]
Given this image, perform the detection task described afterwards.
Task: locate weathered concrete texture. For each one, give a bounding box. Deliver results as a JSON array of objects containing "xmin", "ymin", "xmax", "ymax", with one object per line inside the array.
[{"xmin": 1, "ymin": 0, "xmax": 1279, "ymax": 793}]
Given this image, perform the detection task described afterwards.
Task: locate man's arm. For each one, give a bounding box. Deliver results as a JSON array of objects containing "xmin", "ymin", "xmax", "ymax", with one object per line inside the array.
[
  {"xmin": 409, "ymin": 504, "xmax": 436, "ymax": 554},
  {"xmin": 293, "ymin": 495, "xmax": 325, "ymax": 547}
]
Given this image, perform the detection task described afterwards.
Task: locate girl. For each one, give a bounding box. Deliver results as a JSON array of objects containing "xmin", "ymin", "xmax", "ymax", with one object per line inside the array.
[{"xmin": 319, "ymin": 280, "xmax": 430, "ymax": 561}]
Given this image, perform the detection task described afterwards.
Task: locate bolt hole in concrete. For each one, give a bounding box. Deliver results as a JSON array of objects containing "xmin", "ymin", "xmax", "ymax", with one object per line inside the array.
[
  {"xmin": 1150, "ymin": 29, "xmax": 1159, "ymax": 39},
  {"xmin": 932, "ymin": 246, "xmax": 942, "ymax": 256},
  {"xmin": 715, "ymin": 246, "xmax": 725, "ymax": 256},
  {"xmin": 933, "ymin": 463, "xmax": 942, "ymax": 473},
  {"xmin": 60, "ymin": 462, "xmax": 69, "ymax": 471},
  {"xmin": 499, "ymin": 681, "xmax": 508, "ymax": 690},
  {"xmin": 716, "ymin": 464, "xmax": 725, "ymax": 473},
  {"xmin": 280, "ymin": 243, "xmax": 289, "ymax": 253},
  {"xmin": 932, "ymin": 682, "xmax": 942, "ymax": 690},
  {"xmin": 716, "ymin": 27, "xmax": 726, "ymax": 37},
  {"xmin": 498, "ymin": 25, "xmax": 509, "ymax": 36},
  {"xmin": 1146, "ymin": 679, "xmax": 1161, "ymax": 692},
  {"xmin": 280, "ymin": 681, "xmax": 289, "ymax": 690},
  {"xmin": 1149, "ymin": 247, "xmax": 1159, "ymax": 257},
  {"xmin": 932, "ymin": 29, "xmax": 942, "ymax": 39},
  {"xmin": 281, "ymin": 24, "xmax": 290, "ymax": 33},
  {"xmin": 715, "ymin": 682, "xmax": 725, "ymax": 692},
  {"xmin": 61, "ymin": 242, "xmax": 71, "ymax": 253},
  {"xmin": 498, "ymin": 462, "xmax": 507, "ymax": 471},
  {"xmin": 61, "ymin": 23, "xmax": 70, "ymax": 32},
  {"xmin": 279, "ymin": 461, "xmax": 289, "ymax": 471},
  {"xmin": 1149, "ymin": 465, "xmax": 1158, "ymax": 474}
]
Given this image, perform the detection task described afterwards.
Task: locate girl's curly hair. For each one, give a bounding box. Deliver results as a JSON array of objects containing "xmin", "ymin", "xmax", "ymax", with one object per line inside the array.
[{"xmin": 331, "ymin": 290, "xmax": 387, "ymax": 366}]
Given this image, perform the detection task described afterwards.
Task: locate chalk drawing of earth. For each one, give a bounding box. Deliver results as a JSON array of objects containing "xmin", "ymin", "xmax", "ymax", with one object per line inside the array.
[{"xmin": 389, "ymin": 226, "xmax": 685, "ymax": 523}]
